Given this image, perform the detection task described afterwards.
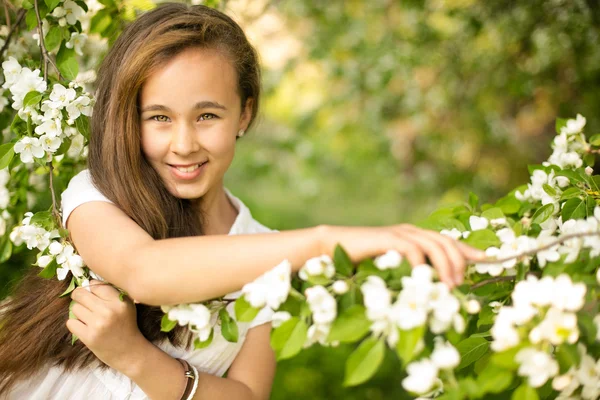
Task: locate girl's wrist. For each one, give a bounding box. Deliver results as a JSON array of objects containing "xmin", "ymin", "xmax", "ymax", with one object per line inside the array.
[{"xmin": 117, "ymin": 335, "xmax": 161, "ymax": 380}]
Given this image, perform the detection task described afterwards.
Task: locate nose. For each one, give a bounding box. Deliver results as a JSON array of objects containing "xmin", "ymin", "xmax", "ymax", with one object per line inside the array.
[{"xmin": 170, "ymin": 121, "xmax": 200, "ymax": 156}]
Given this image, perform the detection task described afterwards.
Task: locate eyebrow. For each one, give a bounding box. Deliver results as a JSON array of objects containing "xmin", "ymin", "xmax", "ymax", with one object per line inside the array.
[{"xmin": 140, "ymin": 101, "xmax": 227, "ymax": 113}]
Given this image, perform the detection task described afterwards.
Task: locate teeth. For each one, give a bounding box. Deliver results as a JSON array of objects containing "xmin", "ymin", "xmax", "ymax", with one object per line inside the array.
[{"xmin": 175, "ymin": 164, "xmax": 200, "ymax": 173}]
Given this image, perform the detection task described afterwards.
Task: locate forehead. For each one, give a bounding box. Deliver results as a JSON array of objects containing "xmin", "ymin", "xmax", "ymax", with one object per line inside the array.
[{"xmin": 139, "ymin": 47, "xmax": 239, "ymax": 108}]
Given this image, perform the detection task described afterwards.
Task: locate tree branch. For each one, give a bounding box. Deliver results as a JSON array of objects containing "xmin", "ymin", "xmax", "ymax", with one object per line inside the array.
[
  {"xmin": 33, "ymin": 0, "xmax": 61, "ymax": 81},
  {"xmin": 0, "ymin": 8, "xmax": 25, "ymax": 61},
  {"xmin": 468, "ymin": 231, "xmax": 600, "ymax": 265}
]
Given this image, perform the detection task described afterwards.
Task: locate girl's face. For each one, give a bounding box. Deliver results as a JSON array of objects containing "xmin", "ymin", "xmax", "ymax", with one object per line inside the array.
[{"xmin": 139, "ymin": 47, "xmax": 252, "ymax": 200}]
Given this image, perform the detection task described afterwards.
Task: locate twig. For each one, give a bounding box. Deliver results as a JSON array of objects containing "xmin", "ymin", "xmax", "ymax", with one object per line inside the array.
[
  {"xmin": 471, "ymin": 276, "xmax": 515, "ymax": 290},
  {"xmin": 469, "ymin": 231, "xmax": 600, "ymax": 265},
  {"xmin": 48, "ymin": 162, "xmax": 63, "ymax": 230},
  {"xmin": 0, "ymin": 8, "xmax": 25, "ymax": 60},
  {"xmin": 33, "ymin": 0, "xmax": 61, "ymax": 80},
  {"xmin": 4, "ymin": 1, "xmax": 11, "ymax": 30}
]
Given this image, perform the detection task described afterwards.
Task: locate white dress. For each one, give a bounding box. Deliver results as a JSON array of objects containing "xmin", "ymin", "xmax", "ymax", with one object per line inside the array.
[{"xmin": 7, "ymin": 170, "xmax": 275, "ymax": 399}]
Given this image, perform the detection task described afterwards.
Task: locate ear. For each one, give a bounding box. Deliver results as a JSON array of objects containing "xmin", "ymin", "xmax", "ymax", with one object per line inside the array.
[{"xmin": 239, "ymin": 97, "xmax": 254, "ymax": 131}]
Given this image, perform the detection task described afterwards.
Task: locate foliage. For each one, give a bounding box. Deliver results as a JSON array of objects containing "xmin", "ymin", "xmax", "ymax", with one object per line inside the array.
[{"xmin": 1, "ymin": 1, "xmax": 600, "ymax": 399}]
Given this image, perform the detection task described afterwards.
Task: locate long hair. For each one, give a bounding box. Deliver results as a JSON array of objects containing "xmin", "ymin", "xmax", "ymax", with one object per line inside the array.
[{"xmin": 0, "ymin": 3, "xmax": 261, "ymax": 394}]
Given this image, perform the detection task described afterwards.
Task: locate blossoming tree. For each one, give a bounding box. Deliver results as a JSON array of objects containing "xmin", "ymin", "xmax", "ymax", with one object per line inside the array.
[{"xmin": 1, "ymin": 1, "xmax": 599, "ymax": 399}]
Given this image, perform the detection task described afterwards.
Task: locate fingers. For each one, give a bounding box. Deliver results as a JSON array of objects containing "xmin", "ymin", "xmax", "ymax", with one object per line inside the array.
[
  {"xmin": 66, "ymin": 317, "xmax": 87, "ymax": 340},
  {"xmin": 71, "ymin": 286, "xmax": 103, "ymax": 311},
  {"xmin": 394, "ymin": 229, "xmax": 456, "ymax": 287},
  {"xmin": 71, "ymin": 302, "xmax": 94, "ymax": 325},
  {"xmin": 87, "ymin": 280, "xmax": 124, "ymax": 302},
  {"xmin": 456, "ymin": 241, "xmax": 486, "ymax": 262},
  {"xmin": 401, "ymin": 225, "xmax": 467, "ymax": 285}
]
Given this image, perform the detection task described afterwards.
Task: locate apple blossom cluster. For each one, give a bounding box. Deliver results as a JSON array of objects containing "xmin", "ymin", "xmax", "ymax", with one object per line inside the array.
[
  {"xmin": 545, "ymin": 114, "xmax": 587, "ymax": 169},
  {"xmin": 402, "ymin": 338, "xmax": 460, "ymax": 396},
  {"xmin": 1, "ymin": 57, "xmax": 92, "ymax": 164},
  {"xmin": 553, "ymin": 344, "xmax": 600, "ymax": 400},
  {"xmin": 241, "ymin": 259, "xmax": 292, "ymax": 310},
  {"xmin": 491, "ymin": 275, "xmax": 586, "ymax": 387},
  {"xmin": 361, "ymin": 265, "xmax": 464, "ymax": 348},
  {"xmin": 303, "ymin": 285, "xmax": 337, "ymax": 347},
  {"xmin": 298, "ymin": 254, "xmax": 335, "ymax": 280},
  {"xmin": 160, "ymin": 303, "xmax": 213, "ymax": 342}
]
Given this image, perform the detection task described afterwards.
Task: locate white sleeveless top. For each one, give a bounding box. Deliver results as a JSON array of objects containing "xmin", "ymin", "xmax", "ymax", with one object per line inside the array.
[{"xmin": 7, "ymin": 170, "xmax": 275, "ymax": 399}]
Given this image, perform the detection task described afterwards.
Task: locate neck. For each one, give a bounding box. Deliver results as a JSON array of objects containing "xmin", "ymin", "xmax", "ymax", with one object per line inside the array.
[{"xmin": 194, "ymin": 182, "xmax": 238, "ymax": 235}]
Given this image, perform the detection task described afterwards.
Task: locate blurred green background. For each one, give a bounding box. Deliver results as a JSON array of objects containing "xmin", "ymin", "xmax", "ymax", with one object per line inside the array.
[
  {"xmin": 222, "ymin": 0, "xmax": 600, "ymax": 398},
  {"xmin": 2, "ymin": 0, "xmax": 600, "ymax": 398}
]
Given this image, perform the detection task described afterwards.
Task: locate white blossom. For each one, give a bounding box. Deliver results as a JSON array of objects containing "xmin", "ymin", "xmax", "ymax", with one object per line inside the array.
[
  {"xmin": 241, "ymin": 259, "xmax": 291, "ymax": 310},
  {"xmin": 271, "ymin": 311, "xmax": 291, "ymax": 328},
  {"xmin": 49, "ymin": 83, "xmax": 76, "ymax": 108},
  {"xmin": 515, "ymin": 348, "xmax": 559, "ymax": 388},
  {"xmin": 14, "ymin": 136, "xmax": 45, "ymax": 163},
  {"xmin": 431, "ymin": 338, "xmax": 460, "ymax": 370},
  {"xmin": 298, "ymin": 255, "xmax": 335, "ymax": 280},
  {"xmin": 332, "ymin": 280, "xmax": 349, "ymax": 295},
  {"xmin": 63, "ymin": 0, "xmax": 85, "ymax": 25},
  {"xmin": 469, "ymin": 215, "xmax": 488, "ymax": 231},
  {"xmin": 374, "ymin": 250, "xmax": 402, "ymax": 270},
  {"xmin": 305, "ymin": 285, "xmax": 337, "ymax": 325},
  {"xmin": 402, "ymin": 359, "xmax": 439, "ymax": 395},
  {"xmin": 65, "ymin": 32, "xmax": 87, "ymax": 56}
]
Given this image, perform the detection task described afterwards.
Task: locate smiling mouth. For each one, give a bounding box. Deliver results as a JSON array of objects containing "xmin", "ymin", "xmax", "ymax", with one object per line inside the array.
[{"xmin": 168, "ymin": 161, "xmax": 208, "ymax": 173}]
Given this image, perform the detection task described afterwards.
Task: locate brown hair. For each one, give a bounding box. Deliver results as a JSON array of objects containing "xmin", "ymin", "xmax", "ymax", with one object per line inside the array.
[{"xmin": 0, "ymin": 3, "xmax": 261, "ymax": 394}]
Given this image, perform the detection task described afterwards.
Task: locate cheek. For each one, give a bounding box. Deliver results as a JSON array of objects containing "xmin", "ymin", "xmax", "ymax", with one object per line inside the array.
[{"xmin": 140, "ymin": 131, "xmax": 165, "ymax": 161}]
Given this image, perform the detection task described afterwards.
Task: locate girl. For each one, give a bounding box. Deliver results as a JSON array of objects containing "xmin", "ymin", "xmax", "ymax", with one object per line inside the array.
[{"xmin": 0, "ymin": 3, "xmax": 483, "ymax": 399}]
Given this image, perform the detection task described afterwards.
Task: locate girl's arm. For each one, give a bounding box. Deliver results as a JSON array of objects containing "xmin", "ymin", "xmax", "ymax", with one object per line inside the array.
[
  {"xmin": 67, "ymin": 202, "xmax": 482, "ymax": 306},
  {"xmin": 68, "ymin": 282, "xmax": 275, "ymax": 400}
]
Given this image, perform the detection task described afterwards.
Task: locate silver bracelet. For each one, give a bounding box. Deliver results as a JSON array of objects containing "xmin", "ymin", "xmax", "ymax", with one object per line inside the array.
[{"xmin": 187, "ymin": 364, "xmax": 199, "ymax": 400}]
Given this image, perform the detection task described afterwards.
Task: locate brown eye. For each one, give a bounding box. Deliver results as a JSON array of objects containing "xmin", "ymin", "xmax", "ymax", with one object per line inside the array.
[
  {"xmin": 151, "ymin": 115, "xmax": 170, "ymax": 122},
  {"xmin": 198, "ymin": 113, "xmax": 217, "ymax": 121}
]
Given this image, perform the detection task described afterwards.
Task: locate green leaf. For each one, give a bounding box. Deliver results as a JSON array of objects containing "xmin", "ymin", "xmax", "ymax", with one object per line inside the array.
[
  {"xmin": 30, "ymin": 211, "xmax": 54, "ymax": 230},
  {"xmin": 270, "ymin": 317, "xmax": 308, "ymax": 361},
  {"xmin": 560, "ymin": 187, "xmax": 581, "ymax": 200},
  {"xmin": 490, "ymin": 346, "xmax": 521, "ymax": 370},
  {"xmin": 556, "ymin": 170, "xmax": 585, "ymax": 184},
  {"xmin": 23, "ymin": 91, "xmax": 43, "ymax": 108},
  {"xmin": 59, "ymin": 277, "xmax": 77, "ymax": 297},
  {"xmin": 44, "ymin": 0, "xmax": 61, "ymax": 11},
  {"xmin": 38, "ymin": 258, "xmax": 59, "ymax": 279},
  {"xmin": 590, "ymin": 134, "xmax": 600, "ymax": 146},
  {"xmin": 463, "ymin": 229, "xmax": 500, "ymax": 250},
  {"xmin": 75, "ymin": 116, "xmax": 90, "ymax": 139},
  {"xmin": 555, "ymin": 118, "xmax": 567, "ymax": 134},
  {"xmin": 578, "ymin": 312, "xmax": 599, "ymax": 346},
  {"xmin": 468, "ymin": 192, "xmax": 479, "ymax": 211},
  {"xmin": 542, "ymin": 184, "xmax": 557, "ymax": 197},
  {"xmin": 531, "ymin": 204, "xmax": 554, "ymax": 225},
  {"xmin": 25, "ymin": 8, "xmax": 38, "ymax": 30},
  {"xmin": 481, "ymin": 207, "xmax": 504, "ymax": 221},
  {"xmin": 44, "ymin": 26, "xmax": 64, "ymax": 52},
  {"xmin": 395, "ymin": 325, "xmax": 425, "ymax": 364},
  {"xmin": 56, "ymin": 44, "xmax": 79, "ymax": 80},
  {"xmin": 477, "ymin": 365, "xmax": 513, "ymax": 394},
  {"xmin": 69, "ymin": 300, "xmax": 78, "ymax": 346},
  {"xmin": 0, "ymin": 143, "xmax": 14, "ymax": 170},
  {"xmin": 160, "ymin": 313, "xmax": 177, "ymax": 332},
  {"xmin": 344, "ymin": 337, "xmax": 385, "ymax": 386},
  {"xmin": 327, "ymin": 305, "xmax": 370, "ymax": 343},
  {"xmin": 74, "ymin": 0, "xmax": 88, "ymax": 12},
  {"xmin": 511, "ymin": 384, "xmax": 539, "ymax": 400},
  {"xmin": 219, "ymin": 308, "xmax": 239, "ymax": 343},
  {"xmin": 90, "ymin": 9, "xmax": 112, "ymax": 34},
  {"xmin": 0, "ymin": 237, "xmax": 12, "ymax": 263},
  {"xmin": 234, "ymin": 296, "xmax": 260, "ymax": 322},
  {"xmin": 562, "ymin": 198, "xmax": 586, "ymax": 221},
  {"xmin": 333, "ymin": 244, "xmax": 354, "ymax": 276},
  {"xmin": 556, "ymin": 344, "xmax": 581, "ymax": 374},
  {"xmin": 456, "ymin": 337, "xmax": 489, "ymax": 370},
  {"xmin": 495, "ymin": 195, "xmax": 521, "ymax": 215},
  {"xmin": 193, "ymin": 329, "xmax": 214, "ymax": 349}
]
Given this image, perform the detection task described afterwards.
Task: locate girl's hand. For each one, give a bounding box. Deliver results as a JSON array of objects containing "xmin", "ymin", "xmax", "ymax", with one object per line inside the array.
[
  {"xmin": 321, "ymin": 224, "xmax": 485, "ymax": 288},
  {"xmin": 66, "ymin": 280, "xmax": 147, "ymax": 373}
]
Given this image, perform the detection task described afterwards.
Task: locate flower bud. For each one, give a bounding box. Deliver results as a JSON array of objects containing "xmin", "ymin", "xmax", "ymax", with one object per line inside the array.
[
  {"xmin": 332, "ymin": 280, "xmax": 349, "ymax": 295},
  {"xmin": 585, "ymin": 166, "xmax": 593, "ymax": 176},
  {"xmin": 466, "ymin": 299, "xmax": 481, "ymax": 314}
]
